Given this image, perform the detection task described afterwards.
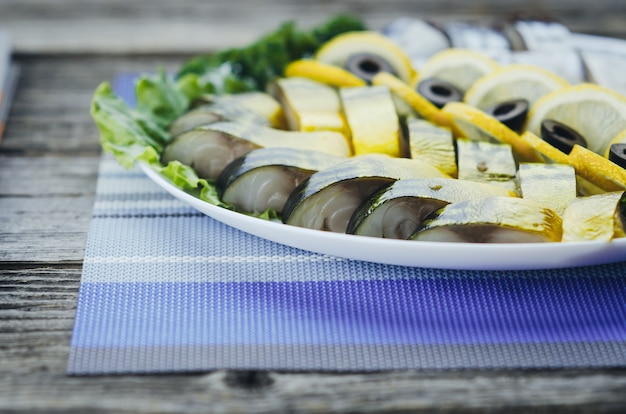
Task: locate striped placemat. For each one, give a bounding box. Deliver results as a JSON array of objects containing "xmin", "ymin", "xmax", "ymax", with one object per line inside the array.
[
  {"xmin": 68, "ymin": 63, "xmax": 626, "ymax": 376},
  {"xmin": 68, "ymin": 153, "xmax": 626, "ymax": 374}
]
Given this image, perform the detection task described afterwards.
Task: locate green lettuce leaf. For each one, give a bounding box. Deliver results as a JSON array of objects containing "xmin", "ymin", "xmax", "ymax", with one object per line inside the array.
[
  {"xmin": 91, "ymin": 82, "xmax": 168, "ymax": 168},
  {"xmin": 91, "ymin": 79, "xmax": 230, "ymax": 206},
  {"xmin": 135, "ymin": 69, "xmax": 191, "ymax": 127}
]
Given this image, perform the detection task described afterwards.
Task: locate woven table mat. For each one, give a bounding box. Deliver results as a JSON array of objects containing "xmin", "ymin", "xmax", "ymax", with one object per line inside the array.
[{"xmin": 67, "ymin": 72, "xmax": 626, "ymax": 375}]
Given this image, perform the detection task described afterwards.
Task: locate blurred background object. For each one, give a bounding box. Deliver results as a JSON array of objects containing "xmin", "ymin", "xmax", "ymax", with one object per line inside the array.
[
  {"xmin": 1, "ymin": 0, "xmax": 625, "ymax": 54},
  {"xmin": 0, "ymin": 29, "xmax": 18, "ymax": 142}
]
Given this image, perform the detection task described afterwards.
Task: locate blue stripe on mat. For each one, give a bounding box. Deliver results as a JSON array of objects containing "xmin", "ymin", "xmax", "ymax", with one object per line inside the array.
[{"xmin": 73, "ymin": 275, "xmax": 626, "ymax": 347}]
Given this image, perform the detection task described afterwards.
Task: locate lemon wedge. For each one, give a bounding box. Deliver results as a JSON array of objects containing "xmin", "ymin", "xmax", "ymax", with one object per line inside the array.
[
  {"xmin": 519, "ymin": 131, "xmax": 569, "ymax": 164},
  {"xmin": 372, "ymin": 72, "xmax": 455, "ymax": 131},
  {"xmin": 340, "ymin": 86, "xmax": 402, "ymax": 157},
  {"xmin": 315, "ymin": 31, "xmax": 417, "ymax": 84},
  {"xmin": 442, "ymin": 102, "xmax": 542, "ymax": 162},
  {"xmin": 284, "ymin": 59, "xmax": 367, "ymax": 88},
  {"xmin": 567, "ymin": 145, "xmax": 626, "ymax": 192},
  {"xmin": 418, "ymin": 48, "xmax": 500, "ymax": 93},
  {"xmin": 525, "ymin": 84, "xmax": 626, "ymax": 156},
  {"xmin": 464, "ymin": 64, "xmax": 569, "ymax": 111}
]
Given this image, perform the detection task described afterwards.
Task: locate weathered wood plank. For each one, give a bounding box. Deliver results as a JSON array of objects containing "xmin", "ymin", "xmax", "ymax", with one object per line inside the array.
[
  {"xmin": 0, "ymin": 156, "xmax": 98, "ymax": 196},
  {"xmin": 0, "ymin": 155, "xmax": 99, "ymax": 262},
  {"xmin": 1, "ymin": 55, "xmax": 185, "ymax": 155},
  {"xmin": 0, "ymin": 56, "xmax": 186, "ymax": 262},
  {"xmin": 1, "ymin": 0, "xmax": 625, "ymax": 54},
  {"xmin": 0, "ymin": 195, "xmax": 95, "ymax": 262}
]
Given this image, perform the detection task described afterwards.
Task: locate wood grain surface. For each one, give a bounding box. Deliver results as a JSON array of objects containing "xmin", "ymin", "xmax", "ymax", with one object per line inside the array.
[{"xmin": 2, "ymin": 1, "xmax": 626, "ymax": 412}]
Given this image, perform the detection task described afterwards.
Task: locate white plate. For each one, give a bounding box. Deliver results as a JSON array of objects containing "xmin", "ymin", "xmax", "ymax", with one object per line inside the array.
[{"xmin": 140, "ymin": 163, "xmax": 626, "ymax": 271}]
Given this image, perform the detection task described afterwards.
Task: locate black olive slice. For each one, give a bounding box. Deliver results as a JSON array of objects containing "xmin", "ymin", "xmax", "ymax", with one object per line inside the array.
[
  {"xmin": 345, "ymin": 53, "xmax": 396, "ymax": 83},
  {"xmin": 609, "ymin": 143, "xmax": 626, "ymax": 169},
  {"xmin": 416, "ymin": 78, "xmax": 463, "ymax": 109},
  {"xmin": 540, "ymin": 119, "xmax": 588, "ymax": 154},
  {"xmin": 484, "ymin": 99, "xmax": 529, "ymax": 133}
]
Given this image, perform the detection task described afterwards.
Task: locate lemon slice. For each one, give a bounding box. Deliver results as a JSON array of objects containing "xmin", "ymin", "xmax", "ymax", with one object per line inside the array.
[
  {"xmin": 284, "ymin": 59, "xmax": 367, "ymax": 88},
  {"xmin": 464, "ymin": 64, "xmax": 569, "ymax": 111},
  {"xmin": 372, "ymin": 72, "xmax": 455, "ymax": 131},
  {"xmin": 526, "ymin": 83, "xmax": 626, "ymax": 156},
  {"xmin": 519, "ymin": 131, "xmax": 569, "ymax": 164},
  {"xmin": 418, "ymin": 48, "xmax": 500, "ymax": 93},
  {"xmin": 568, "ymin": 145, "xmax": 626, "ymax": 192},
  {"xmin": 442, "ymin": 102, "xmax": 542, "ymax": 162},
  {"xmin": 315, "ymin": 31, "xmax": 417, "ymax": 84}
]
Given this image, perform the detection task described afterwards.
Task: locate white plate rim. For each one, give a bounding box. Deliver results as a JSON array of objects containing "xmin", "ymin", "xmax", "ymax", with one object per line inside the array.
[{"xmin": 139, "ymin": 162, "xmax": 626, "ymax": 271}]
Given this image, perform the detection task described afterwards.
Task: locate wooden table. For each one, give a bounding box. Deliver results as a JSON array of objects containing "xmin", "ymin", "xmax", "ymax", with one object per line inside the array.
[{"xmin": 2, "ymin": 1, "xmax": 626, "ymax": 412}]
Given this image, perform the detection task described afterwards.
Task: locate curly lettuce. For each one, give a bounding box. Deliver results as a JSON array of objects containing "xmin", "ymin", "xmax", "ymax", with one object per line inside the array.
[{"xmin": 91, "ymin": 79, "xmax": 226, "ymax": 206}]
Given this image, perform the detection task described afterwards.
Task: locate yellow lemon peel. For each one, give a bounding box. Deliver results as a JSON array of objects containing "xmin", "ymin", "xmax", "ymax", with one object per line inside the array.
[
  {"xmin": 315, "ymin": 31, "xmax": 417, "ymax": 84},
  {"xmin": 284, "ymin": 60, "xmax": 366, "ymax": 88},
  {"xmin": 465, "ymin": 63, "xmax": 569, "ymax": 110},
  {"xmin": 372, "ymin": 72, "xmax": 455, "ymax": 131},
  {"xmin": 526, "ymin": 83, "xmax": 626, "ymax": 156},
  {"xmin": 442, "ymin": 102, "xmax": 543, "ymax": 162},
  {"xmin": 568, "ymin": 145, "xmax": 626, "ymax": 192}
]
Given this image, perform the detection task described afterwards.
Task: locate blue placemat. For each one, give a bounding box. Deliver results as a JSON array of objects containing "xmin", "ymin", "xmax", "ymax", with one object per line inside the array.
[{"xmin": 67, "ymin": 74, "xmax": 626, "ymax": 375}]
